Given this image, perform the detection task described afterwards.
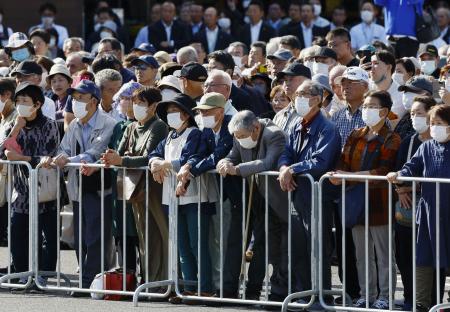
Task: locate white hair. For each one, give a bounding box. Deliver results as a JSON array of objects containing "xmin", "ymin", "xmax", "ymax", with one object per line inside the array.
[
  {"xmin": 207, "ymin": 69, "xmax": 232, "ymax": 87},
  {"xmin": 176, "ymin": 46, "xmax": 198, "ymax": 64},
  {"xmin": 63, "ymin": 37, "xmax": 85, "ymax": 51},
  {"xmin": 95, "ymin": 68, "xmax": 122, "ymax": 88},
  {"xmin": 266, "ymin": 37, "xmax": 281, "ymax": 56},
  {"xmin": 228, "ymin": 110, "xmax": 258, "ymax": 135}
]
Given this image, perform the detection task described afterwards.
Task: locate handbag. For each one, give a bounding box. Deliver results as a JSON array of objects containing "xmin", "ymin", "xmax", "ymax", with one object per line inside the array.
[
  {"xmin": 38, "ymin": 167, "xmax": 58, "ymax": 203},
  {"xmin": 103, "ymin": 268, "xmax": 136, "ymax": 301},
  {"xmin": 415, "ymin": 5, "xmax": 440, "ymax": 43}
]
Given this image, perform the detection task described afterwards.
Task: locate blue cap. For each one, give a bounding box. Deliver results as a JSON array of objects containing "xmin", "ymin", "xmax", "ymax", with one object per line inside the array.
[
  {"xmin": 131, "ymin": 43, "xmax": 156, "ymax": 54},
  {"xmin": 67, "ymin": 80, "xmax": 101, "ymax": 101},
  {"xmin": 131, "ymin": 55, "xmax": 159, "ymax": 69},
  {"xmin": 267, "ymin": 49, "xmax": 293, "ymax": 61},
  {"xmin": 113, "ymin": 81, "xmax": 142, "ymax": 101}
]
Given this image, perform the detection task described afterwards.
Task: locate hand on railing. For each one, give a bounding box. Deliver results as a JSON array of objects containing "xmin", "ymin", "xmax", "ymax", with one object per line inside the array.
[
  {"xmin": 386, "ymin": 171, "xmax": 401, "ymax": 184},
  {"xmin": 278, "ymin": 166, "xmax": 297, "ymax": 192},
  {"xmin": 53, "ymin": 154, "xmax": 69, "ymax": 169},
  {"xmin": 101, "ymin": 149, "xmax": 122, "ymax": 167},
  {"xmin": 80, "ymin": 160, "xmax": 99, "ymax": 176},
  {"xmin": 150, "ymin": 159, "xmax": 172, "ymax": 184},
  {"xmin": 327, "ymin": 170, "xmax": 346, "ymax": 185},
  {"xmin": 216, "ymin": 161, "xmax": 236, "ymax": 177},
  {"xmin": 177, "ymin": 164, "xmax": 192, "ymax": 184},
  {"xmin": 38, "ymin": 156, "xmax": 54, "ymax": 169}
]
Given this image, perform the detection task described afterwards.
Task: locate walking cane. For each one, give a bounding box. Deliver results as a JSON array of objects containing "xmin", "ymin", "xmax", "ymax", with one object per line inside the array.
[{"xmin": 238, "ymin": 175, "xmax": 255, "ymax": 296}]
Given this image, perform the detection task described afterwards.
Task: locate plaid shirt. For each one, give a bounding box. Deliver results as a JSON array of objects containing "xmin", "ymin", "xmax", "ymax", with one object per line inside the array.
[
  {"xmin": 337, "ymin": 124, "xmax": 401, "ymax": 226},
  {"xmin": 331, "ymin": 105, "xmax": 366, "ymax": 149}
]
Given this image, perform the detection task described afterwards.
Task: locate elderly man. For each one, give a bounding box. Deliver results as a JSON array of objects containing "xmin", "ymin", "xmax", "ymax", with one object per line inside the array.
[
  {"xmin": 217, "ymin": 110, "xmax": 286, "ymax": 300},
  {"xmin": 53, "ymin": 80, "xmax": 117, "ymax": 293},
  {"xmin": 328, "ymin": 64, "xmax": 347, "ymax": 117},
  {"xmin": 178, "ymin": 62, "xmax": 207, "ymax": 101},
  {"xmin": 273, "ymin": 62, "xmax": 311, "ymax": 132},
  {"xmin": 278, "ymin": 80, "xmax": 341, "ymax": 296},
  {"xmin": 266, "ymin": 49, "xmax": 293, "ymax": 79},
  {"xmin": 176, "ymin": 46, "xmax": 199, "ymax": 65},
  {"xmin": 95, "ymin": 68, "xmax": 123, "ymax": 121},
  {"xmin": 66, "ymin": 52, "xmax": 87, "ymax": 76},
  {"xmin": 63, "ymin": 37, "xmax": 84, "ymax": 57},
  {"xmin": 204, "ymin": 69, "xmax": 237, "ymax": 116}
]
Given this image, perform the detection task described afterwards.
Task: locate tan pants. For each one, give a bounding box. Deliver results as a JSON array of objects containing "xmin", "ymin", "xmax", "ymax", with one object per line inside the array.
[{"xmin": 131, "ymin": 182, "xmax": 168, "ymax": 282}]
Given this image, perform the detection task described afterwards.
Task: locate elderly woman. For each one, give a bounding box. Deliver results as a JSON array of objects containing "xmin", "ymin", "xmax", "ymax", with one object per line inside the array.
[
  {"xmin": 264, "ymin": 85, "xmax": 289, "ymax": 120},
  {"xmin": 3, "ymin": 83, "xmax": 59, "ymax": 286},
  {"xmin": 330, "ymin": 90, "xmax": 401, "ymax": 309},
  {"xmin": 387, "ymin": 104, "xmax": 450, "ymax": 312},
  {"xmin": 102, "ymin": 86, "xmax": 168, "ymax": 282}
]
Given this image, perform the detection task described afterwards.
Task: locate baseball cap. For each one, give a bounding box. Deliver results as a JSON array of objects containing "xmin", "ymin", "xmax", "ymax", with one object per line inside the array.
[
  {"xmin": 131, "ymin": 55, "xmax": 159, "ymax": 69},
  {"xmin": 194, "ymin": 92, "xmax": 226, "ymax": 110},
  {"xmin": 277, "ymin": 62, "xmax": 311, "ymax": 79},
  {"xmin": 10, "ymin": 60, "xmax": 43, "ymax": 76},
  {"xmin": 131, "ymin": 43, "xmax": 156, "ymax": 54},
  {"xmin": 267, "ymin": 49, "xmax": 293, "ymax": 61},
  {"xmin": 398, "ymin": 75, "xmax": 433, "ymax": 95},
  {"xmin": 158, "ymin": 75, "xmax": 182, "ymax": 92},
  {"xmin": 179, "ymin": 62, "xmax": 208, "ymax": 82},
  {"xmin": 312, "ymin": 74, "xmax": 333, "ymax": 95},
  {"xmin": 313, "ymin": 47, "xmax": 337, "ymax": 61},
  {"xmin": 334, "ymin": 66, "xmax": 369, "ymax": 84},
  {"xmin": 417, "ymin": 44, "xmax": 438, "ymax": 58},
  {"xmin": 47, "ymin": 64, "xmax": 72, "ymax": 83},
  {"xmin": 67, "ymin": 80, "xmax": 101, "ymax": 101},
  {"xmin": 154, "ymin": 51, "xmax": 172, "ymax": 65},
  {"xmin": 6, "ymin": 32, "xmax": 29, "ymax": 49}
]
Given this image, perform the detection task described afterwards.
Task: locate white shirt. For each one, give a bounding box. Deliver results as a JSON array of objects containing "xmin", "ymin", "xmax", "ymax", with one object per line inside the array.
[
  {"xmin": 314, "ymin": 16, "xmax": 330, "ymax": 28},
  {"xmin": 250, "ymin": 20, "xmax": 263, "ymax": 44},
  {"xmin": 42, "ymin": 97, "xmax": 56, "ymax": 120},
  {"xmin": 224, "ymin": 100, "xmax": 238, "ymax": 116},
  {"xmin": 386, "ymin": 79, "xmax": 406, "ymax": 119},
  {"xmin": 98, "ymin": 104, "xmax": 125, "ymax": 122},
  {"xmin": 29, "ymin": 23, "xmax": 68, "ymax": 49},
  {"xmin": 350, "ymin": 22, "xmax": 387, "ymax": 50},
  {"xmin": 301, "ymin": 23, "xmax": 313, "ymax": 48},
  {"xmin": 162, "ymin": 21, "xmax": 173, "ymax": 42},
  {"xmin": 206, "ymin": 26, "xmax": 219, "ymax": 53}
]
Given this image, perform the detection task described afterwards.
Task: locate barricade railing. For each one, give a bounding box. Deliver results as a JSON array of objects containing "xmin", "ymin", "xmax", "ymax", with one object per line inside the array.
[
  {"xmin": 0, "ymin": 160, "xmax": 36, "ymax": 290},
  {"xmin": 170, "ymin": 170, "xmax": 321, "ymax": 310},
  {"xmin": 317, "ymin": 173, "xmax": 450, "ymax": 312},
  {"xmin": 32, "ymin": 163, "xmax": 174, "ymax": 300}
]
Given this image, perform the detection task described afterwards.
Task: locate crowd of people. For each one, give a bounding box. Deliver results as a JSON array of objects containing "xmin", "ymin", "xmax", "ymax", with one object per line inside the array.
[{"xmin": 0, "ymin": 0, "xmax": 449, "ymax": 311}]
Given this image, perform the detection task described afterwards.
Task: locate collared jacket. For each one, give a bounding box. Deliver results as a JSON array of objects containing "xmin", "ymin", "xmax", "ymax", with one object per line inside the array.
[{"xmin": 58, "ymin": 109, "xmax": 118, "ymax": 201}]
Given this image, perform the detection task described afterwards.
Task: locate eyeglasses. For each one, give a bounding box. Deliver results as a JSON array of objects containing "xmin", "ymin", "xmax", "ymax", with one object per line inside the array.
[{"xmin": 204, "ymin": 83, "xmax": 227, "ymax": 89}]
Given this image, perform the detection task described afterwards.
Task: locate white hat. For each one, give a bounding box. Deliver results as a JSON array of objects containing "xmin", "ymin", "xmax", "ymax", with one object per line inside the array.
[
  {"xmin": 47, "ymin": 64, "xmax": 72, "ymax": 83},
  {"xmin": 334, "ymin": 66, "xmax": 369, "ymax": 84},
  {"xmin": 157, "ymin": 75, "xmax": 181, "ymax": 92},
  {"xmin": 6, "ymin": 32, "xmax": 29, "ymax": 49},
  {"xmin": 154, "ymin": 51, "xmax": 172, "ymax": 65},
  {"xmin": 53, "ymin": 57, "xmax": 66, "ymax": 66}
]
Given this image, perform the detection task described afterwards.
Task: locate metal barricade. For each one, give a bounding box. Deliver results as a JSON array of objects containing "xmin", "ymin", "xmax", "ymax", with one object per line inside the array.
[
  {"xmin": 169, "ymin": 170, "xmax": 320, "ymax": 309},
  {"xmin": 32, "ymin": 163, "xmax": 173, "ymax": 301},
  {"xmin": 0, "ymin": 160, "xmax": 36, "ymax": 290},
  {"xmin": 317, "ymin": 173, "xmax": 450, "ymax": 312}
]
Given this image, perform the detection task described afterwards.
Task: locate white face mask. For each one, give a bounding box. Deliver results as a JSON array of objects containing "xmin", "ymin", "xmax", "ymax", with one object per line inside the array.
[
  {"xmin": 392, "ymin": 72, "xmax": 405, "ymax": 86},
  {"xmin": 201, "ymin": 115, "xmax": 217, "ymax": 129},
  {"xmin": 100, "ymin": 31, "xmax": 113, "ymax": 39},
  {"xmin": 360, "ymin": 10, "xmax": 374, "ymax": 23},
  {"xmin": 420, "ymin": 60, "xmax": 436, "ymax": 75},
  {"xmin": 304, "ymin": 60, "xmax": 314, "ymax": 73},
  {"xmin": 167, "ymin": 112, "xmax": 184, "ymax": 129},
  {"xmin": 232, "ymin": 56, "xmax": 242, "ymax": 68},
  {"xmin": 362, "ymin": 108, "xmax": 382, "ymax": 127},
  {"xmin": 237, "ymin": 135, "xmax": 258, "ymax": 149},
  {"xmin": 218, "ymin": 17, "xmax": 231, "ymax": 29},
  {"xmin": 72, "ymin": 99, "xmax": 89, "ymax": 119},
  {"xmin": 313, "ymin": 4, "xmax": 322, "ymax": 16},
  {"xmin": 294, "ymin": 96, "xmax": 311, "ymax": 117},
  {"xmin": 312, "ymin": 62, "xmax": 329, "ymax": 76},
  {"xmin": 16, "ymin": 104, "xmax": 35, "ymax": 118},
  {"xmin": 412, "ymin": 116, "xmax": 428, "ymax": 134},
  {"xmin": 161, "ymin": 89, "xmax": 179, "ymax": 102},
  {"xmin": 0, "ymin": 98, "xmax": 6, "ymax": 113},
  {"xmin": 402, "ymin": 92, "xmax": 416, "ymax": 111},
  {"xmin": 430, "ymin": 125, "xmax": 449, "ymax": 143},
  {"xmin": 133, "ymin": 104, "xmax": 148, "ymax": 122}
]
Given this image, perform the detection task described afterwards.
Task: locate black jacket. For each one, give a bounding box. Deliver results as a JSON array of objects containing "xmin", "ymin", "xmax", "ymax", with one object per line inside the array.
[
  {"xmin": 147, "ymin": 20, "xmax": 191, "ymax": 53},
  {"xmin": 239, "ymin": 22, "xmax": 276, "ymax": 48},
  {"xmin": 279, "ymin": 22, "xmax": 330, "ymax": 49},
  {"xmin": 230, "ymin": 84, "xmax": 252, "ymax": 112},
  {"xmin": 192, "ymin": 27, "xmax": 233, "ymax": 54}
]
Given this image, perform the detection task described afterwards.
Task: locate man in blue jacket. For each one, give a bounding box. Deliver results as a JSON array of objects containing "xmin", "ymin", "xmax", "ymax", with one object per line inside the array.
[
  {"xmin": 278, "ymin": 80, "xmax": 341, "ymax": 298},
  {"xmin": 375, "ymin": 0, "xmax": 424, "ymax": 58}
]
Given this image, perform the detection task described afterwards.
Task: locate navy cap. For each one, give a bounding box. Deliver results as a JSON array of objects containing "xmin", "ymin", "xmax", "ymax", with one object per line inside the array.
[
  {"xmin": 67, "ymin": 80, "xmax": 101, "ymax": 101},
  {"xmin": 179, "ymin": 62, "xmax": 208, "ymax": 82},
  {"xmin": 11, "ymin": 60, "xmax": 43, "ymax": 76},
  {"xmin": 131, "ymin": 43, "xmax": 156, "ymax": 54},
  {"xmin": 131, "ymin": 55, "xmax": 159, "ymax": 69},
  {"xmin": 313, "ymin": 47, "xmax": 337, "ymax": 61},
  {"xmin": 278, "ymin": 62, "xmax": 311, "ymax": 79},
  {"xmin": 398, "ymin": 75, "xmax": 433, "ymax": 95}
]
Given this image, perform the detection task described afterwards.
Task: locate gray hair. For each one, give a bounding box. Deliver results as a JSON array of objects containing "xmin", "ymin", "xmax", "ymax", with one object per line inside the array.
[
  {"xmin": 228, "ymin": 41, "xmax": 248, "ymax": 55},
  {"xmin": 176, "ymin": 46, "xmax": 198, "ymax": 64},
  {"xmin": 266, "ymin": 37, "xmax": 281, "ymax": 56},
  {"xmin": 299, "ymin": 80, "xmax": 324, "ymax": 101},
  {"xmin": 228, "ymin": 110, "xmax": 258, "ymax": 135},
  {"xmin": 63, "ymin": 37, "xmax": 85, "ymax": 51},
  {"xmin": 207, "ymin": 69, "xmax": 232, "ymax": 87},
  {"xmin": 95, "ymin": 68, "xmax": 122, "ymax": 88}
]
